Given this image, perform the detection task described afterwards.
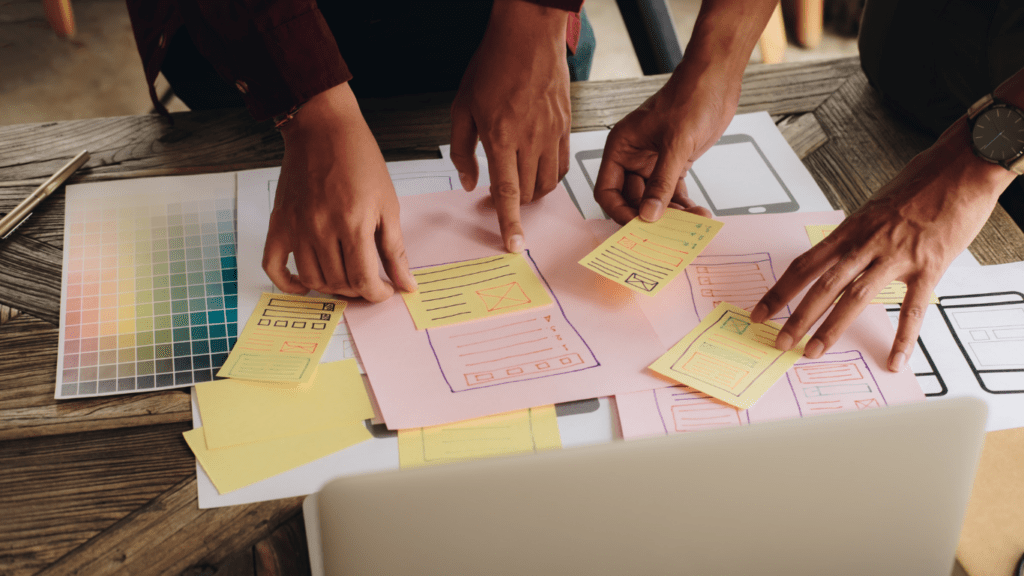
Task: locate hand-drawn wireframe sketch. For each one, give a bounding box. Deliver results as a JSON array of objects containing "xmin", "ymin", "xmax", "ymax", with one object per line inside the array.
[
  {"xmin": 689, "ymin": 134, "xmax": 799, "ymax": 215},
  {"xmin": 402, "ymin": 253, "xmax": 553, "ymax": 330},
  {"xmin": 684, "ymin": 253, "xmax": 791, "ymax": 321},
  {"xmin": 651, "ymin": 387, "xmax": 748, "ymax": 433},
  {"xmin": 425, "ymin": 252, "xmax": 599, "ymax": 393},
  {"xmin": 885, "ymin": 305, "xmax": 947, "ymax": 396},
  {"xmin": 936, "ymin": 292, "xmax": 1024, "ymax": 393},
  {"xmin": 621, "ymin": 350, "xmax": 894, "ymax": 439},
  {"xmin": 648, "ymin": 303, "xmax": 806, "ymax": 410},
  {"xmin": 783, "ymin": 350, "xmax": 887, "ymax": 415},
  {"xmin": 579, "ymin": 209, "xmax": 722, "ymax": 296}
]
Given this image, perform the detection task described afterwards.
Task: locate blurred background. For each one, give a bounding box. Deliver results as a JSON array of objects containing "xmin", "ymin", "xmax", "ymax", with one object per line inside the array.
[{"xmin": 0, "ymin": 0, "xmax": 860, "ymax": 126}]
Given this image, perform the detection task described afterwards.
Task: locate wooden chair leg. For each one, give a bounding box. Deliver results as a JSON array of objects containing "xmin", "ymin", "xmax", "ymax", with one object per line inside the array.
[
  {"xmin": 791, "ymin": 0, "xmax": 823, "ymax": 49},
  {"xmin": 759, "ymin": 3, "xmax": 787, "ymax": 64}
]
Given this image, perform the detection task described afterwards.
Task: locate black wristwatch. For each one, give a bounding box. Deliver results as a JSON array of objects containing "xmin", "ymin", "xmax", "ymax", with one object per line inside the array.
[{"xmin": 967, "ymin": 93, "xmax": 1024, "ymax": 175}]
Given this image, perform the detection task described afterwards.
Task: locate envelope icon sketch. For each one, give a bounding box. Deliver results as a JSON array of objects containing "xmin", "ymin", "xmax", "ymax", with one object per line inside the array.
[
  {"xmin": 624, "ymin": 274, "xmax": 658, "ymax": 292},
  {"xmin": 855, "ymin": 398, "xmax": 880, "ymax": 409},
  {"xmin": 280, "ymin": 341, "xmax": 317, "ymax": 354},
  {"xmin": 477, "ymin": 282, "xmax": 532, "ymax": 311}
]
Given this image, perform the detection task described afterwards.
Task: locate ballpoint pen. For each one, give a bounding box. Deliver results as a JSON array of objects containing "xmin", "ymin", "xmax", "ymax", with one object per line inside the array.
[{"xmin": 0, "ymin": 150, "xmax": 90, "ymax": 240}]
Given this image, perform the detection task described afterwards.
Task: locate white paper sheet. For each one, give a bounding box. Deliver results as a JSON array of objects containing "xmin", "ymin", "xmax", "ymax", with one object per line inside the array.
[
  {"xmin": 885, "ymin": 261, "xmax": 1024, "ymax": 431},
  {"xmin": 440, "ymin": 112, "xmax": 836, "ymax": 220}
]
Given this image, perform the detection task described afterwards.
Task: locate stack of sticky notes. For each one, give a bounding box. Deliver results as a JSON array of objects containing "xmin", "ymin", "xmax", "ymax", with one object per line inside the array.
[
  {"xmin": 184, "ymin": 292, "xmax": 374, "ymax": 494},
  {"xmin": 187, "ymin": 359, "xmax": 375, "ymax": 494}
]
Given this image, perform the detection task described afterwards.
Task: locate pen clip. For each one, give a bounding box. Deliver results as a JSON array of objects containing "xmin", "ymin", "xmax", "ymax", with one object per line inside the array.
[{"xmin": 1, "ymin": 212, "xmax": 32, "ymax": 240}]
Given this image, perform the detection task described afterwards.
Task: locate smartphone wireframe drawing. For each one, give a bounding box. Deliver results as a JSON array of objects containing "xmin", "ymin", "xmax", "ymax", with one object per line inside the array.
[
  {"xmin": 937, "ymin": 292, "xmax": 1024, "ymax": 394},
  {"xmin": 575, "ymin": 149, "xmax": 605, "ymax": 193},
  {"xmin": 688, "ymin": 134, "xmax": 799, "ymax": 216}
]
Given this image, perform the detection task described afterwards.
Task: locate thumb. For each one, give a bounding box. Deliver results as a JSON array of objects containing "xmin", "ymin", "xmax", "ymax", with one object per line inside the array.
[
  {"xmin": 449, "ymin": 105, "xmax": 480, "ymax": 191},
  {"xmin": 639, "ymin": 149, "xmax": 689, "ymax": 222}
]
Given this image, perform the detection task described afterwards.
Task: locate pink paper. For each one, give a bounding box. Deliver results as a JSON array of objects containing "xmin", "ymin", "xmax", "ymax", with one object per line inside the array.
[
  {"xmin": 346, "ymin": 186, "xmax": 670, "ymax": 429},
  {"xmin": 638, "ymin": 211, "xmax": 847, "ymax": 348},
  {"xmin": 617, "ymin": 210, "xmax": 925, "ymax": 439}
]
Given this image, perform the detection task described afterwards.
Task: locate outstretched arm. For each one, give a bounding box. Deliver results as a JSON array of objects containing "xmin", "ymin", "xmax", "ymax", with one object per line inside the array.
[
  {"xmin": 593, "ymin": 0, "xmax": 779, "ymax": 223},
  {"xmin": 751, "ymin": 66, "xmax": 1024, "ymax": 371}
]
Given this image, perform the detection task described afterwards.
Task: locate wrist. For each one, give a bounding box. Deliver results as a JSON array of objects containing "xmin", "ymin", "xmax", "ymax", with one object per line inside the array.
[
  {"xmin": 279, "ymin": 82, "xmax": 363, "ymax": 143},
  {"xmin": 938, "ymin": 117, "xmax": 1018, "ymax": 202},
  {"xmin": 488, "ymin": 0, "xmax": 567, "ymax": 49}
]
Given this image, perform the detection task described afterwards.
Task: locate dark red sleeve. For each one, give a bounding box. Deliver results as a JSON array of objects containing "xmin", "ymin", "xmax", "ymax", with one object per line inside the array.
[
  {"xmin": 526, "ymin": 0, "xmax": 584, "ymax": 11},
  {"xmin": 127, "ymin": 0, "xmax": 351, "ymax": 121}
]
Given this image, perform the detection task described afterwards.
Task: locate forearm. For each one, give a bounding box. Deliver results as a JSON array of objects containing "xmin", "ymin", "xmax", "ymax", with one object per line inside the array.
[{"xmin": 682, "ymin": 0, "xmax": 779, "ymax": 79}]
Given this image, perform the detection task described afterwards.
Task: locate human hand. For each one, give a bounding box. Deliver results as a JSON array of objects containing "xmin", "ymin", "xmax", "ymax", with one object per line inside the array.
[
  {"xmin": 450, "ymin": 0, "xmax": 571, "ymax": 253},
  {"xmin": 593, "ymin": 57, "xmax": 741, "ymax": 224},
  {"xmin": 262, "ymin": 82, "xmax": 417, "ymax": 302},
  {"xmin": 750, "ymin": 119, "xmax": 1016, "ymax": 371}
]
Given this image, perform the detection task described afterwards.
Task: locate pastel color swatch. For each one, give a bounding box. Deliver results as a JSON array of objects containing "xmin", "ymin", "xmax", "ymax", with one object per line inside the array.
[{"xmin": 57, "ymin": 174, "xmax": 239, "ymax": 398}]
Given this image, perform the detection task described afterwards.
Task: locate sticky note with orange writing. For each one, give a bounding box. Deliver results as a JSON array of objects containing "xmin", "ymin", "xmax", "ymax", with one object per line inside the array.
[
  {"xmin": 217, "ymin": 292, "xmax": 344, "ymax": 384},
  {"xmin": 401, "ymin": 252, "xmax": 553, "ymax": 330},
  {"xmin": 579, "ymin": 209, "xmax": 722, "ymax": 296},
  {"xmin": 649, "ymin": 302, "xmax": 808, "ymax": 409}
]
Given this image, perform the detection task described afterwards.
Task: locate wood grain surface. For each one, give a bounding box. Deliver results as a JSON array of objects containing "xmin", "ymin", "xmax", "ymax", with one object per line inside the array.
[{"xmin": 1, "ymin": 58, "xmax": 1021, "ymax": 576}]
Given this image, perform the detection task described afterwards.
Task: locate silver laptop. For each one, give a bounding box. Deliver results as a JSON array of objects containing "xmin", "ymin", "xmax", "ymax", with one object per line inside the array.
[{"xmin": 305, "ymin": 397, "xmax": 986, "ymax": 576}]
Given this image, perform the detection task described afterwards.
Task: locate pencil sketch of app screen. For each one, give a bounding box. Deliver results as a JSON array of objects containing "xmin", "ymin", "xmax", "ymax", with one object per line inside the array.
[
  {"xmin": 688, "ymin": 136, "xmax": 798, "ymax": 216},
  {"xmin": 940, "ymin": 293, "xmax": 1024, "ymax": 393},
  {"xmin": 885, "ymin": 306, "xmax": 946, "ymax": 396}
]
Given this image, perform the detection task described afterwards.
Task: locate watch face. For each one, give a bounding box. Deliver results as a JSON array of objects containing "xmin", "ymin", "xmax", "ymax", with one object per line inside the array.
[{"xmin": 972, "ymin": 105, "xmax": 1024, "ymax": 163}]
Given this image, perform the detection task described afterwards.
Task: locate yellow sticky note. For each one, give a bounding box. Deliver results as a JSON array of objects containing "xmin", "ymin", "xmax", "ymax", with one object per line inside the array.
[
  {"xmin": 197, "ymin": 359, "xmax": 373, "ymax": 450},
  {"xmin": 649, "ymin": 303, "xmax": 808, "ymax": 409},
  {"xmin": 397, "ymin": 405, "xmax": 561, "ymax": 469},
  {"xmin": 184, "ymin": 423, "xmax": 372, "ymax": 494},
  {"xmin": 217, "ymin": 292, "xmax": 345, "ymax": 384},
  {"xmin": 402, "ymin": 253, "xmax": 553, "ymax": 330},
  {"xmin": 579, "ymin": 209, "xmax": 723, "ymax": 296},
  {"xmin": 805, "ymin": 225, "xmax": 939, "ymax": 304}
]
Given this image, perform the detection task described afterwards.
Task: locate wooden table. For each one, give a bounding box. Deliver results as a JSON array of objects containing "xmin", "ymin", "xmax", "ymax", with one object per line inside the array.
[{"xmin": 2, "ymin": 57, "xmax": 1023, "ymax": 576}]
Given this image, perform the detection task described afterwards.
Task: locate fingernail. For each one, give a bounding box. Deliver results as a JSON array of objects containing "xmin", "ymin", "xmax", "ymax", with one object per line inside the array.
[
  {"xmin": 805, "ymin": 338, "xmax": 824, "ymax": 359},
  {"xmin": 888, "ymin": 351, "xmax": 906, "ymax": 373},
  {"xmin": 751, "ymin": 303, "xmax": 768, "ymax": 323},
  {"xmin": 508, "ymin": 234, "xmax": 525, "ymax": 253},
  {"xmin": 775, "ymin": 332, "xmax": 793, "ymax": 351},
  {"xmin": 406, "ymin": 275, "xmax": 418, "ymax": 292},
  {"xmin": 639, "ymin": 198, "xmax": 663, "ymax": 222}
]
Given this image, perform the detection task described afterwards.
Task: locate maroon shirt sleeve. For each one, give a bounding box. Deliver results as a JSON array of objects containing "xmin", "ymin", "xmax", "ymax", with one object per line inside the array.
[
  {"xmin": 128, "ymin": 0, "xmax": 582, "ymax": 122},
  {"xmin": 128, "ymin": 0, "xmax": 351, "ymax": 121}
]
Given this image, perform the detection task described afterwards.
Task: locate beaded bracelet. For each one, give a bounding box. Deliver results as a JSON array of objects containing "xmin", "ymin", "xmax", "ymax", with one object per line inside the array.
[{"xmin": 273, "ymin": 104, "xmax": 304, "ymax": 129}]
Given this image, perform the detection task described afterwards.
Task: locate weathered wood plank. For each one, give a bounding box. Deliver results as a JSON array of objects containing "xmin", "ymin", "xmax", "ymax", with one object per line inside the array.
[
  {"xmin": 0, "ymin": 422, "xmax": 195, "ymax": 576},
  {"xmin": 0, "ymin": 230, "xmax": 62, "ymax": 324},
  {"xmin": 0, "ymin": 184, "xmax": 65, "ymax": 247},
  {"xmin": 0, "ymin": 58, "xmax": 862, "ymax": 186},
  {"xmin": 0, "ymin": 303, "xmax": 20, "ymax": 325},
  {"xmin": 776, "ymin": 113, "xmax": 829, "ymax": 161},
  {"xmin": 805, "ymin": 70, "xmax": 1024, "ymax": 264},
  {"xmin": 0, "ymin": 313, "xmax": 191, "ymax": 441},
  {"xmin": 36, "ymin": 476, "xmax": 302, "ymax": 576}
]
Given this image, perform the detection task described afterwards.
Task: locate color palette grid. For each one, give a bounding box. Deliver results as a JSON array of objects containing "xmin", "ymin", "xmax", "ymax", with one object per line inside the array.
[{"xmin": 58, "ymin": 174, "xmax": 238, "ymax": 398}]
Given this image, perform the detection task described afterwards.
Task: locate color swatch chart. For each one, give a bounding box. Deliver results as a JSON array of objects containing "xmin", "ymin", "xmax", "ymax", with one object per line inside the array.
[{"xmin": 57, "ymin": 173, "xmax": 238, "ymax": 398}]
